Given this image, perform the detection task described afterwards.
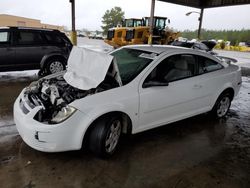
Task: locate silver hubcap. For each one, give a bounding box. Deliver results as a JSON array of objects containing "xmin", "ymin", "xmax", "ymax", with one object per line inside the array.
[
  {"xmin": 217, "ymin": 96, "xmax": 230, "ymax": 117},
  {"xmin": 105, "ymin": 120, "xmax": 122, "ymax": 153},
  {"xmin": 49, "ymin": 61, "xmax": 64, "ymax": 73}
]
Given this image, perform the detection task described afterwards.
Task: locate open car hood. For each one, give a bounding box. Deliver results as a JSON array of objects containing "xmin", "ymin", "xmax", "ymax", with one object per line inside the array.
[{"xmin": 64, "ymin": 47, "xmax": 122, "ymax": 90}]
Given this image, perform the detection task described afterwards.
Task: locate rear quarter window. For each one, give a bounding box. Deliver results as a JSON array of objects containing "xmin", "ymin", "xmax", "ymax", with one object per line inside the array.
[
  {"xmin": 198, "ymin": 56, "xmax": 223, "ymax": 74},
  {"xmin": 44, "ymin": 32, "xmax": 65, "ymax": 45}
]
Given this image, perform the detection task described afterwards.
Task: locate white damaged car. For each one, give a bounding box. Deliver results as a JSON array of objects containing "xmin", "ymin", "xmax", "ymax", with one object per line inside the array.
[{"xmin": 14, "ymin": 45, "xmax": 242, "ymax": 157}]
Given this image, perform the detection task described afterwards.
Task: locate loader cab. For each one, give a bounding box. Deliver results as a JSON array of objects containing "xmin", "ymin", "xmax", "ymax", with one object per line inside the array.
[
  {"xmin": 142, "ymin": 17, "xmax": 169, "ymax": 29},
  {"xmin": 122, "ymin": 18, "xmax": 143, "ymax": 27},
  {"xmin": 142, "ymin": 16, "xmax": 169, "ymax": 36},
  {"xmin": 125, "ymin": 16, "xmax": 178, "ymax": 45}
]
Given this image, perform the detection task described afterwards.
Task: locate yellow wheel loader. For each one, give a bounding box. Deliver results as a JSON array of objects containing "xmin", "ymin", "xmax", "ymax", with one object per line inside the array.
[
  {"xmin": 126, "ymin": 16, "xmax": 180, "ymax": 45},
  {"xmin": 105, "ymin": 16, "xmax": 180, "ymax": 48},
  {"xmin": 104, "ymin": 18, "xmax": 142, "ymax": 48}
]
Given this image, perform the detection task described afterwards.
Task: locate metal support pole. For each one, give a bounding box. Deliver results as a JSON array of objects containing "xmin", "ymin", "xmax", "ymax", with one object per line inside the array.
[
  {"xmin": 197, "ymin": 8, "xmax": 204, "ymax": 40},
  {"xmin": 148, "ymin": 0, "xmax": 155, "ymax": 45},
  {"xmin": 70, "ymin": 0, "xmax": 77, "ymax": 45}
]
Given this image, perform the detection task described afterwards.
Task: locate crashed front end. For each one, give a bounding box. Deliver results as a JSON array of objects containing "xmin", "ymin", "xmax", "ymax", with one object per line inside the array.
[
  {"xmin": 14, "ymin": 47, "xmax": 122, "ymax": 152},
  {"xmin": 14, "ymin": 87, "xmax": 87, "ymax": 152}
]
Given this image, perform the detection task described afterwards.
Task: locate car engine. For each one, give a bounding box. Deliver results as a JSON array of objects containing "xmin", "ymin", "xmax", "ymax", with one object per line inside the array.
[{"xmin": 23, "ymin": 73, "xmax": 120, "ymax": 123}]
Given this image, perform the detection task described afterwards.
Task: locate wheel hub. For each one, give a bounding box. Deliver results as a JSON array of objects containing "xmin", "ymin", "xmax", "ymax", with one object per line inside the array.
[{"xmin": 49, "ymin": 61, "xmax": 64, "ymax": 73}]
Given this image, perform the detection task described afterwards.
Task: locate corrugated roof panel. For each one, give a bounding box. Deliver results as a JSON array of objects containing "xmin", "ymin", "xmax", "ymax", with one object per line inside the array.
[{"xmin": 158, "ymin": 0, "xmax": 250, "ymax": 8}]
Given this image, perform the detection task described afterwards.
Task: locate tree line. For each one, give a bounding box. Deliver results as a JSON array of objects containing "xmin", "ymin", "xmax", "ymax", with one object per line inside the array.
[{"xmin": 181, "ymin": 29, "xmax": 250, "ymax": 45}]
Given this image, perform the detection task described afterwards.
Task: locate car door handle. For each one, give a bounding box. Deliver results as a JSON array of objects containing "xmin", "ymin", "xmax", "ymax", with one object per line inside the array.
[{"xmin": 193, "ymin": 84, "xmax": 202, "ymax": 89}]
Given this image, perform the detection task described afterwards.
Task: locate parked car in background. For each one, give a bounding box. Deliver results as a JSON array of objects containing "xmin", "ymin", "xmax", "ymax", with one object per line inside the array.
[
  {"xmin": 171, "ymin": 40, "xmax": 217, "ymax": 55},
  {"xmin": 0, "ymin": 27, "xmax": 72, "ymax": 75},
  {"xmin": 14, "ymin": 45, "xmax": 241, "ymax": 158},
  {"xmin": 88, "ymin": 32, "xmax": 96, "ymax": 39},
  {"xmin": 95, "ymin": 34, "xmax": 104, "ymax": 40}
]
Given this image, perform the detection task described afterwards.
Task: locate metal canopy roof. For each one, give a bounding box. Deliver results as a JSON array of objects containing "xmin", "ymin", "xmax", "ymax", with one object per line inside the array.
[{"xmin": 158, "ymin": 0, "xmax": 250, "ymax": 9}]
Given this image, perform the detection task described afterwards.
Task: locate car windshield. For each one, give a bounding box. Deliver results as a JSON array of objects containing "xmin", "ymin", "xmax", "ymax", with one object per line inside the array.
[{"xmin": 111, "ymin": 48, "xmax": 155, "ymax": 85}]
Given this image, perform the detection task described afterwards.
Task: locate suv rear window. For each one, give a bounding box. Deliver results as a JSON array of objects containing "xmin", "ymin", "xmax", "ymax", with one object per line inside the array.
[
  {"xmin": 44, "ymin": 32, "xmax": 65, "ymax": 45},
  {"xmin": 17, "ymin": 31, "xmax": 43, "ymax": 45}
]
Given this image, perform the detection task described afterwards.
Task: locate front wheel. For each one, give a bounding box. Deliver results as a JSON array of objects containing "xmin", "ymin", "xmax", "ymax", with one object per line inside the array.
[
  {"xmin": 212, "ymin": 93, "xmax": 232, "ymax": 118},
  {"xmin": 46, "ymin": 58, "xmax": 65, "ymax": 74},
  {"xmin": 89, "ymin": 116, "xmax": 122, "ymax": 158}
]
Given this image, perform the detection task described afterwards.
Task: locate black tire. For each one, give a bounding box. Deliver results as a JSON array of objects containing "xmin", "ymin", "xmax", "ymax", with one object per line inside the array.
[
  {"xmin": 45, "ymin": 58, "xmax": 66, "ymax": 74},
  {"xmin": 211, "ymin": 92, "xmax": 232, "ymax": 118},
  {"xmin": 38, "ymin": 69, "xmax": 45, "ymax": 77},
  {"xmin": 89, "ymin": 115, "xmax": 122, "ymax": 158}
]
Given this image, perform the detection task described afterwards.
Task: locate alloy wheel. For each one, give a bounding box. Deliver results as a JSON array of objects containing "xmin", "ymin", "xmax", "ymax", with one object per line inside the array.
[
  {"xmin": 49, "ymin": 61, "xmax": 64, "ymax": 74},
  {"xmin": 217, "ymin": 96, "xmax": 230, "ymax": 117},
  {"xmin": 105, "ymin": 120, "xmax": 122, "ymax": 153}
]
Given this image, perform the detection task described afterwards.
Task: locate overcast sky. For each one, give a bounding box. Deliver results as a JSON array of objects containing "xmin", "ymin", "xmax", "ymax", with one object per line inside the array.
[{"xmin": 1, "ymin": 0, "xmax": 250, "ymax": 31}]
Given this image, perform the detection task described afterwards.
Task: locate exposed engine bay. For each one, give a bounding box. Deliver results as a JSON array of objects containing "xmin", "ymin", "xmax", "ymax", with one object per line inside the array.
[
  {"xmin": 23, "ymin": 72, "xmax": 120, "ymax": 124},
  {"xmin": 19, "ymin": 47, "xmax": 123, "ymax": 124}
]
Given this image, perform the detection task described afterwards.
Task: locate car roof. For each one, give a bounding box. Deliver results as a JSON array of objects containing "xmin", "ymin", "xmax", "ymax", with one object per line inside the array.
[
  {"xmin": 123, "ymin": 44, "xmax": 198, "ymax": 54},
  {"xmin": 122, "ymin": 44, "xmax": 223, "ymax": 64},
  {"xmin": 0, "ymin": 26, "xmax": 61, "ymax": 33}
]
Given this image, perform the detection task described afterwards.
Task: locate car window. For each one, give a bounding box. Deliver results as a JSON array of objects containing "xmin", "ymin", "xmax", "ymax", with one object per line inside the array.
[
  {"xmin": 111, "ymin": 48, "xmax": 155, "ymax": 85},
  {"xmin": 198, "ymin": 56, "xmax": 223, "ymax": 74},
  {"xmin": 44, "ymin": 32, "xmax": 64, "ymax": 45},
  {"xmin": 0, "ymin": 31, "xmax": 10, "ymax": 44},
  {"xmin": 144, "ymin": 54, "xmax": 195, "ymax": 83},
  {"xmin": 17, "ymin": 31, "xmax": 43, "ymax": 45}
]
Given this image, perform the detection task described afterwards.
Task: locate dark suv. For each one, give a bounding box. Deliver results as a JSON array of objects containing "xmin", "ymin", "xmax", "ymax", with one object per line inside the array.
[{"xmin": 0, "ymin": 27, "xmax": 72, "ymax": 75}]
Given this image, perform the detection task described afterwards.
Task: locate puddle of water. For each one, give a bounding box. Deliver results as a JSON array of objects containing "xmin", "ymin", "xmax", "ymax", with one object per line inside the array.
[
  {"xmin": 0, "ymin": 70, "xmax": 38, "ymax": 82},
  {"xmin": 0, "ymin": 81, "xmax": 32, "ymax": 120}
]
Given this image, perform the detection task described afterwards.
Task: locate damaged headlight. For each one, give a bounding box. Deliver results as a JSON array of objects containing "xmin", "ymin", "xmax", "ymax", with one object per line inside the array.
[
  {"xmin": 25, "ymin": 81, "xmax": 38, "ymax": 92},
  {"xmin": 50, "ymin": 106, "xmax": 77, "ymax": 124},
  {"xmin": 29, "ymin": 80, "xmax": 39, "ymax": 87}
]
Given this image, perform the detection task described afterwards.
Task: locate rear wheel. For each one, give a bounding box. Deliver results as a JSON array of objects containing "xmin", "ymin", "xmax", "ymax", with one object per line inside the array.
[
  {"xmin": 46, "ymin": 58, "xmax": 65, "ymax": 74},
  {"xmin": 212, "ymin": 93, "xmax": 232, "ymax": 118},
  {"xmin": 89, "ymin": 116, "xmax": 122, "ymax": 158}
]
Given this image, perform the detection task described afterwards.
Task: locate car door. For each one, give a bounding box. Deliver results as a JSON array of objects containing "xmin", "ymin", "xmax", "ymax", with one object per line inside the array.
[
  {"xmin": 0, "ymin": 30, "xmax": 16, "ymax": 71},
  {"xmin": 194, "ymin": 55, "xmax": 225, "ymax": 106},
  {"xmin": 137, "ymin": 53, "xmax": 210, "ymax": 132},
  {"xmin": 14, "ymin": 30, "xmax": 45, "ymax": 70}
]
